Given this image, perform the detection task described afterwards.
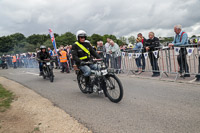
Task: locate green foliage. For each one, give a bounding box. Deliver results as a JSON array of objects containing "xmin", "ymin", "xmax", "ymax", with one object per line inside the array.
[
  {"xmin": 26, "ymin": 34, "xmax": 48, "ymax": 45},
  {"xmin": 119, "ymin": 36, "xmax": 127, "ymax": 44},
  {"xmin": 160, "ymin": 37, "xmax": 174, "ymax": 43},
  {"xmin": 56, "ymin": 32, "xmax": 76, "ymax": 47},
  {"xmin": 128, "ymin": 36, "xmax": 136, "ymax": 44},
  {"xmin": 0, "ymin": 84, "xmax": 14, "ymax": 112},
  {"xmin": 0, "ymin": 36, "xmax": 14, "ymax": 53},
  {"xmin": 90, "ymin": 34, "xmax": 103, "ymax": 46}
]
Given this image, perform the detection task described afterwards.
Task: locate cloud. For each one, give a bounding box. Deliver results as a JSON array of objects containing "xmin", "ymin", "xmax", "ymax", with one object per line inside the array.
[{"xmin": 0, "ymin": 0, "xmax": 199, "ymax": 38}]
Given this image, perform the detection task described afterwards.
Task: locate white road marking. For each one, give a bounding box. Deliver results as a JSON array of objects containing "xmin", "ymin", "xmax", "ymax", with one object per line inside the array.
[
  {"xmin": 188, "ymin": 78, "xmax": 197, "ymax": 83},
  {"xmin": 25, "ymin": 72, "xmax": 39, "ymax": 76}
]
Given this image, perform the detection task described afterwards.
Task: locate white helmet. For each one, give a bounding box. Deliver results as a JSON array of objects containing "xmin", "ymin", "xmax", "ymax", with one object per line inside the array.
[{"xmin": 76, "ymin": 30, "xmax": 87, "ymax": 40}]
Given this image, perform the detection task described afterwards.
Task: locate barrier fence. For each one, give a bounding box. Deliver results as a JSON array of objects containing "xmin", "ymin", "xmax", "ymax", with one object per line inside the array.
[{"xmin": 110, "ymin": 44, "xmax": 200, "ymax": 81}]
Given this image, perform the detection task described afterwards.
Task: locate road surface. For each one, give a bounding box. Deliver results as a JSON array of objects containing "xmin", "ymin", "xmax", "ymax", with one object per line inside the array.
[{"xmin": 0, "ymin": 68, "xmax": 200, "ymax": 133}]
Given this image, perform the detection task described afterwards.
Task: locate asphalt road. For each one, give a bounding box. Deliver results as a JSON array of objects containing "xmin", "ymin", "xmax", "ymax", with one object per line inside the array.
[{"xmin": 0, "ymin": 68, "xmax": 200, "ymax": 133}]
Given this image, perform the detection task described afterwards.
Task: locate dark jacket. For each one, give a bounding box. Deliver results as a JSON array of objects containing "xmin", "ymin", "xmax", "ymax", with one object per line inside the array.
[
  {"xmin": 145, "ymin": 37, "xmax": 160, "ymax": 52},
  {"xmin": 97, "ymin": 46, "xmax": 106, "ymax": 59},
  {"xmin": 72, "ymin": 42, "xmax": 100, "ymax": 65},
  {"xmin": 142, "ymin": 37, "xmax": 147, "ymax": 53},
  {"xmin": 37, "ymin": 51, "xmax": 51, "ymax": 61}
]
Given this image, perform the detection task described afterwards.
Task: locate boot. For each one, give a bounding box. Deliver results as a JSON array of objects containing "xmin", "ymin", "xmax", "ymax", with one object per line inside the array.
[
  {"xmin": 85, "ymin": 76, "xmax": 93, "ymax": 93},
  {"xmin": 39, "ymin": 71, "xmax": 43, "ymax": 76}
]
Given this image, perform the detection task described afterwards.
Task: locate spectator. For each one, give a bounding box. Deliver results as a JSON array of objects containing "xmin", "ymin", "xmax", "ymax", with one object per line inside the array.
[
  {"xmin": 196, "ymin": 56, "xmax": 200, "ymax": 81},
  {"xmin": 53, "ymin": 49, "xmax": 60, "ymax": 69},
  {"xmin": 68, "ymin": 45, "xmax": 74, "ymax": 70},
  {"xmin": 48, "ymin": 47, "xmax": 54, "ymax": 68},
  {"xmin": 109, "ymin": 40, "xmax": 122, "ymax": 74},
  {"xmin": 137, "ymin": 33, "xmax": 147, "ymax": 71},
  {"xmin": 105, "ymin": 38, "xmax": 111, "ymax": 67},
  {"xmin": 145, "ymin": 32, "xmax": 160, "ymax": 77},
  {"xmin": 169, "ymin": 24, "xmax": 190, "ymax": 77},
  {"xmin": 97, "ymin": 41, "xmax": 106, "ymax": 59},
  {"xmin": 133, "ymin": 37, "xmax": 143, "ymax": 74},
  {"xmin": 58, "ymin": 47, "xmax": 70, "ymax": 73},
  {"xmin": 12, "ymin": 54, "xmax": 17, "ymax": 69},
  {"xmin": 48, "ymin": 47, "xmax": 54, "ymax": 57}
]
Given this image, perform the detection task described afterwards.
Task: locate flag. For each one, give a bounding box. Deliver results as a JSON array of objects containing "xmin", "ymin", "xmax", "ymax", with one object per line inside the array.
[
  {"xmin": 48, "ymin": 29, "xmax": 57, "ymax": 54},
  {"xmin": 122, "ymin": 52, "xmax": 126, "ymax": 58},
  {"xmin": 186, "ymin": 48, "xmax": 194, "ymax": 56},
  {"xmin": 128, "ymin": 53, "xmax": 132, "ymax": 59},
  {"xmin": 143, "ymin": 52, "xmax": 148, "ymax": 59},
  {"xmin": 174, "ymin": 47, "xmax": 180, "ymax": 55},
  {"xmin": 153, "ymin": 50, "xmax": 158, "ymax": 58},
  {"xmin": 135, "ymin": 53, "xmax": 141, "ymax": 58}
]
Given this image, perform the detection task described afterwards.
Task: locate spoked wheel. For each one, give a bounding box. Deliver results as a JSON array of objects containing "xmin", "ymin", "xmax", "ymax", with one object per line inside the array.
[
  {"xmin": 43, "ymin": 69, "xmax": 47, "ymax": 79},
  {"xmin": 49, "ymin": 70, "xmax": 54, "ymax": 83},
  {"xmin": 77, "ymin": 72, "xmax": 87, "ymax": 94},
  {"xmin": 105, "ymin": 74, "xmax": 123, "ymax": 103}
]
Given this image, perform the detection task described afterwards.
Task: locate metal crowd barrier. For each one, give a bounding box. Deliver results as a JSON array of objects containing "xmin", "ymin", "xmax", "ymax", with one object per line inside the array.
[{"xmin": 109, "ymin": 44, "xmax": 200, "ymax": 81}]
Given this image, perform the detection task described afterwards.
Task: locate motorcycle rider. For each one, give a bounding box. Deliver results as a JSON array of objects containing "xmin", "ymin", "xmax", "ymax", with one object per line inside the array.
[
  {"xmin": 72, "ymin": 30, "xmax": 100, "ymax": 93},
  {"xmin": 37, "ymin": 45, "xmax": 52, "ymax": 76}
]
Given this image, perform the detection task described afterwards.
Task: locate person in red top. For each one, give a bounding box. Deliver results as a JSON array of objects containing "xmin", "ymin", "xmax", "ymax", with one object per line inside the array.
[{"xmin": 58, "ymin": 47, "xmax": 70, "ymax": 73}]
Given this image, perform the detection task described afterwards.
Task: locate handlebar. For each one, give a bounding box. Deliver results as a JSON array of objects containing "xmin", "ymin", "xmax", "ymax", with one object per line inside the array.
[
  {"xmin": 39, "ymin": 59, "xmax": 55, "ymax": 63},
  {"xmin": 80, "ymin": 59, "xmax": 104, "ymax": 66}
]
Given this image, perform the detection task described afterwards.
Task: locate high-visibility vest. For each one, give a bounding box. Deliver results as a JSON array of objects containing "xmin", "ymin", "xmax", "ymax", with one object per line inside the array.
[
  {"xmin": 59, "ymin": 51, "xmax": 67, "ymax": 63},
  {"xmin": 75, "ymin": 42, "xmax": 90, "ymax": 60},
  {"xmin": 12, "ymin": 56, "xmax": 16, "ymax": 63}
]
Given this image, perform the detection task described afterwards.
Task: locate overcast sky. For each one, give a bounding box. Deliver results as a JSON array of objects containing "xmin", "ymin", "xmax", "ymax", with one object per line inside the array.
[{"xmin": 0, "ymin": 0, "xmax": 200, "ymax": 38}]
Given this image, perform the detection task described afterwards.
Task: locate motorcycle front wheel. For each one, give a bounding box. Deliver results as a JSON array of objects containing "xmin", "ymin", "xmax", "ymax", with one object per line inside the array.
[{"xmin": 104, "ymin": 74, "xmax": 123, "ymax": 103}]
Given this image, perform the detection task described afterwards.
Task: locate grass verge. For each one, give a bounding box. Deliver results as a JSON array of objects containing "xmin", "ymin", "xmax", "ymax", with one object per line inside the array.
[{"xmin": 0, "ymin": 84, "xmax": 14, "ymax": 112}]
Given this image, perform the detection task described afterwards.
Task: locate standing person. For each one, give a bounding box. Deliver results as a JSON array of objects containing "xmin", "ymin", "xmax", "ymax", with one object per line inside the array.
[
  {"xmin": 168, "ymin": 24, "xmax": 190, "ymax": 77},
  {"xmin": 105, "ymin": 38, "xmax": 111, "ymax": 67},
  {"xmin": 137, "ymin": 33, "xmax": 146, "ymax": 71},
  {"xmin": 109, "ymin": 40, "xmax": 122, "ymax": 74},
  {"xmin": 68, "ymin": 45, "xmax": 74, "ymax": 70},
  {"xmin": 145, "ymin": 32, "xmax": 160, "ymax": 77},
  {"xmin": 12, "ymin": 54, "xmax": 17, "ymax": 69},
  {"xmin": 97, "ymin": 41, "xmax": 106, "ymax": 59},
  {"xmin": 133, "ymin": 37, "xmax": 143, "ymax": 74},
  {"xmin": 58, "ymin": 47, "xmax": 70, "ymax": 73}
]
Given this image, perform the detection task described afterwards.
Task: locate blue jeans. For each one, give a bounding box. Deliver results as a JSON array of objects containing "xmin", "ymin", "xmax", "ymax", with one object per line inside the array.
[
  {"xmin": 79, "ymin": 64, "xmax": 99, "ymax": 76},
  {"xmin": 39, "ymin": 62, "xmax": 44, "ymax": 72},
  {"xmin": 105, "ymin": 54, "xmax": 110, "ymax": 67},
  {"xmin": 135, "ymin": 55, "xmax": 142, "ymax": 68}
]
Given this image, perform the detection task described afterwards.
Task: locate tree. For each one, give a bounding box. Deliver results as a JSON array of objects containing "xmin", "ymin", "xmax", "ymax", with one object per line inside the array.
[
  {"xmin": 26, "ymin": 34, "xmax": 48, "ymax": 45},
  {"xmin": 128, "ymin": 36, "xmax": 136, "ymax": 44},
  {"xmin": 119, "ymin": 36, "xmax": 127, "ymax": 44},
  {"xmin": 0, "ymin": 36, "xmax": 14, "ymax": 53},
  {"xmin": 102, "ymin": 34, "xmax": 118, "ymax": 44},
  {"xmin": 56, "ymin": 32, "xmax": 76, "ymax": 47},
  {"xmin": 90, "ymin": 34, "xmax": 103, "ymax": 46},
  {"xmin": 10, "ymin": 33, "xmax": 25, "ymax": 42},
  {"xmin": 191, "ymin": 35, "xmax": 196, "ymax": 38}
]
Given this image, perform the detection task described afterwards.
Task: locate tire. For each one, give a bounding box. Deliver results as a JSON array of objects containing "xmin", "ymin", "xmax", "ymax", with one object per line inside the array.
[
  {"xmin": 77, "ymin": 71, "xmax": 87, "ymax": 94},
  {"xmin": 104, "ymin": 74, "xmax": 123, "ymax": 103},
  {"xmin": 50, "ymin": 71, "xmax": 54, "ymax": 83},
  {"xmin": 43, "ymin": 75, "xmax": 46, "ymax": 79}
]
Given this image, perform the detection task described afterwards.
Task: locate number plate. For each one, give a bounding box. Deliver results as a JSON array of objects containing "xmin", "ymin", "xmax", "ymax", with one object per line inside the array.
[
  {"xmin": 46, "ymin": 62, "xmax": 51, "ymax": 65},
  {"xmin": 101, "ymin": 69, "xmax": 108, "ymax": 75}
]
